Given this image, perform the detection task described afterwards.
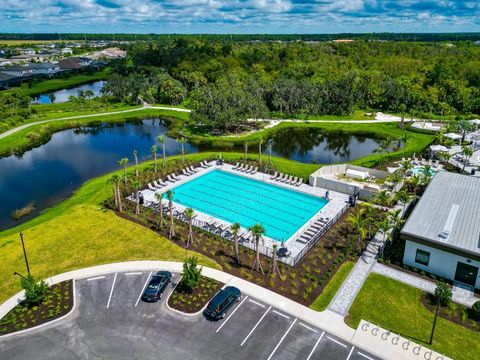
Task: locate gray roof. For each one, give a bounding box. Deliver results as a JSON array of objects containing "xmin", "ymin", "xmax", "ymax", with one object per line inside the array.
[{"xmin": 401, "ymin": 171, "xmax": 480, "ymax": 256}]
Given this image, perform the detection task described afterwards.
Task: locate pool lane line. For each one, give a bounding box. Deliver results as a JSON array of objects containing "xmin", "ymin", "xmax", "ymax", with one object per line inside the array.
[
  {"xmin": 216, "ymin": 295, "xmax": 249, "ymax": 333},
  {"xmin": 106, "ymin": 272, "xmax": 117, "ymax": 309},
  {"xmin": 240, "ymin": 305, "xmax": 272, "ymax": 346},
  {"xmin": 306, "ymin": 331, "xmax": 325, "ymax": 360},
  {"xmin": 86, "ymin": 276, "xmax": 105, "ymax": 281},
  {"xmin": 135, "ymin": 270, "xmax": 153, "ymax": 307},
  {"xmin": 266, "ymin": 318, "xmax": 297, "ymax": 360}
]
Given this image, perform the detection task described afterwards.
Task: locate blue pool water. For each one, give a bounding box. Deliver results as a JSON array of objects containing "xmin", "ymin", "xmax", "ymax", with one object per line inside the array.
[
  {"xmin": 412, "ymin": 166, "xmax": 437, "ymax": 176},
  {"xmin": 168, "ymin": 170, "xmax": 328, "ymax": 241}
]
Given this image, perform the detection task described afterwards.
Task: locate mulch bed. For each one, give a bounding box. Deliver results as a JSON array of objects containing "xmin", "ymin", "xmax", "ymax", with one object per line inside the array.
[
  {"xmin": 168, "ymin": 277, "xmax": 223, "ymax": 313},
  {"xmin": 420, "ymin": 292, "xmax": 480, "ymax": 332},
  {"xmin": 114, "ymin": 201, "xmax": 384, "ymax": 307},
  {"xmin": 0, "ymin": 280, "xmax": 74, "ymax": 335}
]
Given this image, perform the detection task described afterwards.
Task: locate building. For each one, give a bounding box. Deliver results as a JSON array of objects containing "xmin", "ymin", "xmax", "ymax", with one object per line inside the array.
[
  {"xmin": 59, "ymin": 57, "xmax": 92, "ymax": 70},
  {"xmin": 61, "ymin": 47, "xmax": 73, "ymax": 55},
  {"xmin": 401, "ymin": 171, "xmax": 480, "ymax": 289},
  {"xmin": 1, "ymin": 62, "xmax": 61, "ymax": 77}
]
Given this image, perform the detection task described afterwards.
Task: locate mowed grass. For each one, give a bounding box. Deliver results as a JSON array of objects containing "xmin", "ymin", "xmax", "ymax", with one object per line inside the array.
[
  {"xmin": 347, "ymin": 274, "xmax": 480, "ymax": 360},
  {"xmin": 0, "ymin": 152, "xmax": 318, "ymax": 304},
  {"xmin": 309, "ymin": 261, "xmax": 354, "ymax": 312}
]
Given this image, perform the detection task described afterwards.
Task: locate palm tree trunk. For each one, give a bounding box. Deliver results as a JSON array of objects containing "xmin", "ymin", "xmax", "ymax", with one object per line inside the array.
[
  {"xmin": 181, "ymin": 144, "xmax": 185, "ymax": 163},
  {"xmin": 154, "ymin": 153, "xmax": 157, "ymax": 174},
  {"xmin": 252, "ymin": 238, "xmax": 264, "ymax": 274},
  {"xmin": 234, "ymin": 235, "xmax": 239, "ymax": 263},
  {"xmin": 162, "ymin": 144, "xmax": 166, "ymax": 169},
  {"xmin": 123, "ymin": 166, "xmax": 127, "ymax": 185},
  {"xmin": 135, "ymin": 192, "xmax": 140, "ymax": 215},
  {"xmin": 135, "ymin": 155, "xmax": 139, "ymax": 177},
  {"xmin": 259, "ymin": 144, "xmax": 262, "ymax": 165},
  {"xmin": 117, "ymin": 184, "xmax": 123, "ymax": 213}
]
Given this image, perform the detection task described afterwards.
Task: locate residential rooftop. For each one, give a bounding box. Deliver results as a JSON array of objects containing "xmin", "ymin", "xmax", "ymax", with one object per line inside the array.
[{"xmin": 401, "ymin": 171, "xmax": 480, "ymax": 256}]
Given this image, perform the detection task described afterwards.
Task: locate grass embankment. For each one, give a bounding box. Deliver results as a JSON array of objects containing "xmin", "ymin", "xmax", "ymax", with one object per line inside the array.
[
  {"xmin": 270, "ymin": 109, "xmax": 376, "ymax": 121},
  {"xmin": 21, "ymin": 68, "xmax": 111, "ymax": 97},
  {"xmin": 309, "ymin": 261, "xmax": 354, "ymax": 311},
  {"xmin": 347, "ymin": 274, "xmax": 479, "ymax": 360},
  {"xmin": 0, "ymin": 108, "xmax": 189, "ymax": 157},
  {"xmin": 0, "ymin": 153, "xmax": 317, "ymax": 304}
]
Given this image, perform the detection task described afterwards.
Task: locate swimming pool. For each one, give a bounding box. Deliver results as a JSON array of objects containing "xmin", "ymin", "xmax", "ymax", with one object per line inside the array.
[
  {"xmin": 412, "ymin": 166, "xmax": 437, "ymax": 176},
  {"xmin": 168, "ymin": 170, "xmax": 328, "ymax": 241}
]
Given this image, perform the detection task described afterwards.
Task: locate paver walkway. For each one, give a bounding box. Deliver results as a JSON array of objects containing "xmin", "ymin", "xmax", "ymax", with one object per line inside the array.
[{"xmin": 372, "ymin": 263, "xmax": 478, "ymax": 307}]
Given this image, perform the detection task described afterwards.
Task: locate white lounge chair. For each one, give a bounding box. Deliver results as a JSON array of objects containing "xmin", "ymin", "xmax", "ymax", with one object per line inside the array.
[
  {"xmin": 270, "ymin": 171, "xmax": 278, "ymax": 180},
  {"xmin": 233, "ymin": 162, "xmax": 240, "ymax": 170},
  {"xmin": 277, "ymin": 174, "xmax": 285, "ymax": 182},
  {"xmin": 242, "ymin": 165, "xmax": 252, "ymax": 173},
  {"xmin": 250, "ymin": 166, "xmax": 258, "ymax": 174},
  {"xmin": 166, "ymin": 175, "xmax": 175, "ymax": 182},
  {"xmin": 147, "ymin": 183, "xmax": 156, "ymax": 191},
  {"xmin": 295, "ymin": 178, "xmax": 303, "ymax": 186},
  {"xmin": 157, "ymin": 179, "xmax": 168, "ymax": 186},
  {"xmin": 153, "ymin": 180, "xmax": 163, "ymax": 188},
  {"xmin": 291, "ymin": 176, "xmax": 298, "ymax": 185},
  {"xmin": 433, "ymin": 160, "xmax": 440, "ymax": 168},
  {"xmin": 188, "ymin": 166, "xmax": 197, "ymax": 173},
  {"xmin": 182, "ymin": 169, "xmax": 191, "ymax": 176},
  {"xmin": 281, "ymin": 174, "xmax": 290, "ymax": 183}
]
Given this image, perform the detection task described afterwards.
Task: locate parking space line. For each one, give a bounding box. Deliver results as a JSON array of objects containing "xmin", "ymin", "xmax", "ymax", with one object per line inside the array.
[
  {"xmin": 106, "ymin": 272, "xmax": 117, "ymax": 308},
  {"xmin": 240, "ymin": 306, "xmax": 271, "ymax": 346},
  {"xmin": 346, "ymin": 346, "xmax": 355, "ymax": 360},
  {"xmin": 306, "ymin": 331, "xmax": 325, "ymax": 360},
  {"xmin": 216, "ymin": 295, "xmax": 249, "ymax": 333},
  {"xmin": 134, "ymin": 270, "xmax": 152, "ymax": 307},
  {"xmin": 125, "ymin": 272, "xmax": 143, "ymax": 276},
  {"xmin": 248, "ymin": 299, "xmax": 265, "ymax": 308},
  {"xmin": 266, "ymin": 318, "xmax": 297, "ymax": 360},
  {"xmin": 327, "ymin": 336, "xmax": 347, "ymax": 348},
  {"xmin": 272, "ymin": 310, "xmax": 290, "ymax": 319},
  {"xmin": 357, "ymin": 351, "xmax": 374, "ymax": 360},
  {"xmin": 86, "ymin": 276, "xmax": 105, "ymax": 281},
  {"xmin": 299, "ymin": 322, "xmax": 317, "ymax": 333}
]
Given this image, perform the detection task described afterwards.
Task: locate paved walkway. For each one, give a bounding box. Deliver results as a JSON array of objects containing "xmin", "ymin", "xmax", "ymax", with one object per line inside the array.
[
  {"xmin": 0, "ymin": 105, "xmax": 191, "ymax": 140},
  {"xmin": 0, "ymin": 261, "xmax": 444, "ymax": 360},
  {"xmin": 372, "ymin": 263, "xmax": 478, "ymax": 307}
]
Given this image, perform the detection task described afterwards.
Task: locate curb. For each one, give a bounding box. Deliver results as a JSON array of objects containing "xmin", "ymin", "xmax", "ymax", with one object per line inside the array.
[
  {"xmin": 164, "ymin": 275, "xmax": 209, "ymax": 317},
  {"xmin": 0, "ymin": 279, "xmax": 77, "ymax": 340}
]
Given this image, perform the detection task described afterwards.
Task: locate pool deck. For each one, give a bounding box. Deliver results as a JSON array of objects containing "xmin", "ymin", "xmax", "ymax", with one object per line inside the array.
[{"xmin": 140, "ymin": 162, "xmax": 350, "ymax": 263}]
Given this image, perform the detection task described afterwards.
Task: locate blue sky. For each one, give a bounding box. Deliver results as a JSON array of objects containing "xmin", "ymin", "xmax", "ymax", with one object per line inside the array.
[{"xmin": 0, "ymin": 1, "xmax": 479, "ymax": 33}]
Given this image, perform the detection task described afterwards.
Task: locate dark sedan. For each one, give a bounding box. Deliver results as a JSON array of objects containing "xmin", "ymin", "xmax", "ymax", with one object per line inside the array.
[
  {"xmin": 141, "ymin": 271, "xmax": 172, "ymax": 302},
  {"xmin": 204, "ymin": 286, "xmax": 241, "ymax": 320}
]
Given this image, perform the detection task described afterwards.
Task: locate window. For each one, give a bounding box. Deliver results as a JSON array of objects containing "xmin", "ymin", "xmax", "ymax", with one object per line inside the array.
[{"xmin": 415, "ymin": 249, "xmax": 430, "ymax": 266}]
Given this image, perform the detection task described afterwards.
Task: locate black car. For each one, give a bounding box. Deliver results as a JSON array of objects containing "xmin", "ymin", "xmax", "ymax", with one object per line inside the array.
[
  {"xmin": 204, "ymin": 286, "xmax": 241, "ymax": 320},
  {"xmin": 141, "ymin": 271, "xmax": 172, "ymax": 302}
]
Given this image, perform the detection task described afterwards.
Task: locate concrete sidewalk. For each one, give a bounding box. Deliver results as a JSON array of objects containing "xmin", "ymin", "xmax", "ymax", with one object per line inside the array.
[{"xmin": 0, "ymin": 260, "xmax": 447, "ymax": 360}]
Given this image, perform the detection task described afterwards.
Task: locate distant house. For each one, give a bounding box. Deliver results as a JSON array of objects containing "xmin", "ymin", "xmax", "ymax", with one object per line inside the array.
[
  {"xmin": 58, "ymin": 57, "xmax": 92, "ymax": 70},
  {"xmin": 0, "ymin": 72, "xmax": 20, "ymax": 89},
  {"xmin": 401, "ymin": 171, "xmax": 480, "ymax": 290},
  {"xmin": 1, "ymin": 62, "xmax": 61, "ymax": 77},
  {"xmin": 21, "ymin": 48, "xmax": 36, "ymax": 55},
  {"xmin": 61, "ymin": 47, "xmax": 73, "ymax": 55}
]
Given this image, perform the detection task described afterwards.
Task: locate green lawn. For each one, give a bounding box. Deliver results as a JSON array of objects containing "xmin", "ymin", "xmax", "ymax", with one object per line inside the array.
[
  {"xmin": 310, "ymin": 261, "xmax": 354, "ymax": 311},
  {"xmin": 270, "ymin": 109, "xmax": 376, "ymax": 121},
  {"xmin": 20, "ymin": 68, "xmax": 111, "ymax": 97},
  {"xmin": 347, "ymin": 273, "xmax": 480, "ymax": 360}
]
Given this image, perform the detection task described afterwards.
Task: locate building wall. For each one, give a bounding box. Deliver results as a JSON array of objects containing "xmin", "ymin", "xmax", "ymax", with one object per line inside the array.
[{"xmin": 403, "ymin": 240, "xmax": 480, "ymax": 289}]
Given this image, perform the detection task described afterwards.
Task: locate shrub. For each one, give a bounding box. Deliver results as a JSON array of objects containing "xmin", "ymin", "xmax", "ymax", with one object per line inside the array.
[
  {"xmin": 182, "ymin": 257, "xmax": 202, "ymax": 291},
  {"xmin": 472, "ymin": 301, "xmax": 480, "ymax": 321},
  {"xmin": 21, "ymin": 275, "xmax": 49, "ymax": 307}
]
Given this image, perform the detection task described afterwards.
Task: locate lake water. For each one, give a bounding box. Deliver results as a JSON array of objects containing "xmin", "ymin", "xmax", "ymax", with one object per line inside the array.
[
  {"xmin": 0, "ymin": 119, "xmax": 196, "ymax": 230},
  {"xmin": 31, "ymin": 81, "xmax": 105, "ymax": 104},
  {"xmin": 0, "ymin": 122, "xmax": 395, "ymax": 230}
]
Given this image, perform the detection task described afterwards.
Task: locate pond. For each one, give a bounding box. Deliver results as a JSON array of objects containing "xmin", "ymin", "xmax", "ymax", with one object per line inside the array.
[
  {"xmin": 31, "ymin": 80, "xmax": 106, "ymax": 104},
  {"xmin": 266, "ymin": 128, "xmax": 403, "ymax": 164},
  {"xmin": 0, "ymin": 119, "xmax": 196, "ymax": 230},
  {"xmin": 0, "ymin": 122, "xmax": 400, "ymax": 230}
]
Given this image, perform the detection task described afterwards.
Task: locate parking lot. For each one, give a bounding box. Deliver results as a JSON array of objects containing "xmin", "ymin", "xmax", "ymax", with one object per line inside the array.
[{"xmin": 0, "ymin": 271, "xmax": 381, "ymax": 360}]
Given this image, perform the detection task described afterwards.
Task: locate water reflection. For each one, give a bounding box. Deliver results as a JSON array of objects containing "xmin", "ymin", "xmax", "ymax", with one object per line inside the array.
[{"xmin": 31, "ymin": 81, "xmax": 105, "ymax": 104}]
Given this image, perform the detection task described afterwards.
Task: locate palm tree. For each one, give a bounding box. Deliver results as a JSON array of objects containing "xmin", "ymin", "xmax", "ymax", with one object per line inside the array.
[
  {"xmin": 83, "ymin": 89, "xmax": 94, "ymax": 99},
  {"xmin": 347, "ymin": 212, "xmax": 368, "ymax": 254},
  {"xmin": 359, "ymin": 202, "xmax": 376, "ymax": 235},
  {"xmin": 378, "ymin": 218, "xmax": 392, "ymax": 257},
  {"xmin": 154, "ymin": 192, "xmax": 165, "ymax": 229},
  {"xmin": 157, "ymin": 135, "xmax": 166, "ymax": 169},
  {"xmin": 48, "ymin": 93, "xmax": 56, "ymax": 104},
  {"xmin": 177, "ymin": 137, "xmax": 187, "ymax": 163},
  {"xmin": 151, "ymin": 145, "xmax": 158, "ymax": 174},
  {"xmin": 266, "ymin": 139, "xmax": 273, "ymax": 168},
  {"xmin": 419, "ymin": 164, "xmax": 433, "ymax": 185},
  {"xmin": 268, "ymin": 244, "xmax": 282, "ymax": 278},
  {"xmin": 133, "ymin": 180, "xmax": 142, "ymax": 215},
  {"xmin": 373, "ymin": 190, "xmax": 391, "ymax": 208},
  {"xmin": 108, "ymin": 174, "xmax": 122, "ymax": 212},
  {"xmin": 185, "ymin": 208, "xmax": 196, "ymax": 247},
  {"xmin": 373, "ymin": 138, "xmax": 393, "ymax": 167},
  {"xmin": 133, "ymin": 149, "xmax": 139, "ymax": 177},
  {"xmin": 395, "ymin": 190, "xmax": 411, "ymax": 211},
  {"xmin": 249, "ymin": 223, "xmax": 266, "ymax": 274},
  {"xmin": 230, "ymin": 222, "xmax": 241, "ymax": 264},
  {"xmin": 167, "ymin": 190, "xmax": 175, "ymax": 239},
  {"xmin": 258, "ymin": 138, "xmax": 263, "ymax": 166},
  {"xmin": 388, "ymin": 208, "xmax": 404, "ymax": 231},
  {"xmin": 118, "ymin": 158, "xmax": 129, "ymax": 185},
  {"xmin": 429, "ymin": 282, "xmax": 452, "ymax": 345},
  {"xmin": 244, "ymin": 141, "xmax": 248, "ymax": 162},
  {"xmin": 461, "ymin": 146, "xmax": 473, "ymax": 172},
  {"xmin": 399, "ymin": 159, "xmax": 413, "ymax": 174},
  {"xmin": 68, "ymin": 95, "xmax": 76, "ymax": 110}
]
